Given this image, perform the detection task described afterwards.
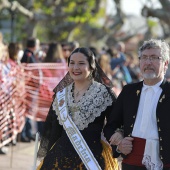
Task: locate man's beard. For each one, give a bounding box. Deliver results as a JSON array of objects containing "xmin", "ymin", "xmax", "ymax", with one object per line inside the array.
[{"xmin": 143, "ymin": 72, "xmax": 156, "ymax": 79}]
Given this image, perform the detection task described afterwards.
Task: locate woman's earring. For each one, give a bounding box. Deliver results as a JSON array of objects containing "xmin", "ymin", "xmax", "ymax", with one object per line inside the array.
[{"xmin": 88, "ymin": 72, "xmax": 93, "ymax": 80}]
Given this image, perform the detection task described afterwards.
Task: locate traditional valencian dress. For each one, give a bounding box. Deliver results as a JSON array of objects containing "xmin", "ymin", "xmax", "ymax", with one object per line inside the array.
[{"xmin": 37, "ymin": 79, "xmax": 119, "ymax": 170}]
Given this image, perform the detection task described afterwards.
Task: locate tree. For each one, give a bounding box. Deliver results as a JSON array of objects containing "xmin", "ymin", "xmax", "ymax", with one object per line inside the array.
[
  {"xmin": 0, "ymin": 0, "xmax": 106, "ymax": 44},
  {"xmin": 141, "ymin": 0, "xmax": 170, "ymax": 39}
]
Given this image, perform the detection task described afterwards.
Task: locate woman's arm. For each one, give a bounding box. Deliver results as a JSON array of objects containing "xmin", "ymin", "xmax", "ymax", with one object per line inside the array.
[{"xmin": 37, "ymin": 102, "xmax": 63, "ymax": 159}]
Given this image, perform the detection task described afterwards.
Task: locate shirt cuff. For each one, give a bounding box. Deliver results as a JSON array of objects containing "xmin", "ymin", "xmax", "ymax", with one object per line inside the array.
[{"xmin": 116, "ymin": 145, "xmax": 121, "ymax": 153}]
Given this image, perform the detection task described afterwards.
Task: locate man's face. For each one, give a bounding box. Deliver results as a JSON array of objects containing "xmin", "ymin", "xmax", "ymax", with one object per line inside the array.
[{"xmin": 140, "ymin": 48, "xmax": 168, "ymax": 84}]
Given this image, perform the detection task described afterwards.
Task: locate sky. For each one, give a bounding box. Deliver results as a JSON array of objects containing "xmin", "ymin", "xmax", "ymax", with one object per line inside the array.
[
  {"xmin": 106, "ymin": 0, "xmax": 163, "ymax": 38},
  {"xmin": 106, "ymin": 0, "xmax": 161, "ymax": 16},
  {"xmin": 121, "ymin": 0, "xmax": 143, "ymax": 16}
]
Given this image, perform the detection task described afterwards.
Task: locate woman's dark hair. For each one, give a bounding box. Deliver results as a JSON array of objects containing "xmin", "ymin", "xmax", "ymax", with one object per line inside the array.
[
  {"xmin": 68, "ymin": 47, "xmax": 97, "ymax": 77},
  {"xmin": 53, "ymin": 47, "xmax": 114, "ymax": 93},
  {"xmin": 44, "ymin": 42, "xmax": 63, "ymax": 63},
  {"xmin": 8, "ymin": 42, "xmax": 20, "ymax": 61}
]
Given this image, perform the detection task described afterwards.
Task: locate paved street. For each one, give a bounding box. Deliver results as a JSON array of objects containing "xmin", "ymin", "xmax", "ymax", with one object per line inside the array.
[
  {"xmin": 0, "ymin": 141, "xmax": 40, "ymax": 170},
  {"xmin": 0, "ymin": 141, "xmax": 122, "ymax": 170}
]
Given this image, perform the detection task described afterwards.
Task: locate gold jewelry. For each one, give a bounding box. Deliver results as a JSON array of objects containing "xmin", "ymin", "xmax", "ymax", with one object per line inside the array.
[
  {"xmin": 75, "ymin": 86, "xmax": 87, "ymax": 97},
  {"xmin": 136, "ymin": 90, "xmax": 140, "ymax": 96},
  {"xmin": 73, "ymin": 82, "xmax": 92, "ymax": 97},
  {"xmin": 159, "ymin": 94, "xmax": 165, "ymax": 102}
]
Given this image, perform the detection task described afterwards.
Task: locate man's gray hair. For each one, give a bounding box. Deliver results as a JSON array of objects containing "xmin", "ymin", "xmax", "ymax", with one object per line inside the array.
[{"xmin": 138, "ymin": 39, "xmax": 170, "ymax": 62}]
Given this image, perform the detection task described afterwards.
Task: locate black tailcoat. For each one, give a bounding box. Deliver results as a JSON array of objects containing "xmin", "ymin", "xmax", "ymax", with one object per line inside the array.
[{"xmin": 104, "ymin": 79, "xmax": 170, "ymax": 165}]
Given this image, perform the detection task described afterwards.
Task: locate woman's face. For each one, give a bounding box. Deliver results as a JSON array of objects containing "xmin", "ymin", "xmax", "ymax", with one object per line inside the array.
[{"xmin": 68, "ymin": 52, "xmax": 91, "ymax": 82}]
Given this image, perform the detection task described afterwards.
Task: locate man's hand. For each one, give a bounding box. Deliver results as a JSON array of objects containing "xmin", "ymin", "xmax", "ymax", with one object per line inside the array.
[
  {"xmin": 117, "ymin": 137, "xmax": 134, "ymax": 155},
  {"xmin": 109, "ymin": 132, "xmax": 123, "ymax": 145}
]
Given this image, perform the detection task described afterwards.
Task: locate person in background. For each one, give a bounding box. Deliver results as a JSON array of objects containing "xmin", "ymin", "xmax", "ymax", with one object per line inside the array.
[
  {"xmin": 0, "ymin": 34, "xmax": 9, "ymax": 154},
  {"xmin": 70, "ymin": 41, "xmax": 80, "ymax": 51},
  {"xmin": 109, "ymin": 44, "xmax": 126, "ymax": 71},
  {"xmin": 61, "ymin": 42, "xmax": 72, "ymax": 62},
  {"xmin": 125, "ymin": 52, "xmax": 142, "ymax": 83},
  {"xmin": 43, "ymin": 42, "xmax": 65, "ymax": 63},
  {"xmin": 17, "ymin": 43, "xmax": 24, "ymax": 62},
  {"xmin": 116, "ymin": 42, "xmax": 132, "ymax": 84},
  {"xmin": 39, "ymin": 42, "xmax": 66, "ymax": 136},
  {"xmin": 108, "ymin": 39, "xmax": 170, "ymax": 170},
  {"xmin": 34, "ymin": 40, "xmax": 47, "ymax": 63},
  {"xmin": 21, "ymin": 37, "xmax": 40, "ymax": 63},
  {"xmin": 8, "ymin": 42, "xmax": 21, "ymax": 65},
  {"xmin": 37, "ymin": 47, "xmax": 122, "ymax": 170},
  {"xmin": 20, "ymin": 37, "xmax": 39, "ymax": 142},
  {"xmin": 98, "ymin": 53, "xmax": 113, "ymax": 81}
]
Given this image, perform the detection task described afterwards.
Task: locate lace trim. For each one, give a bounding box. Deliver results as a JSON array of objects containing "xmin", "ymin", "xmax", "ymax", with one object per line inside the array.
[
  {"xmin": 52, "ymin": 81, "xmax": 113, "ymax": 130},
  {"xmin": 142, "ymin": 155, "xmax": 163, "ymax": 170},
  {"xmin": 37, "ymin": 137, "xmax": 49, "ymax": 161}
]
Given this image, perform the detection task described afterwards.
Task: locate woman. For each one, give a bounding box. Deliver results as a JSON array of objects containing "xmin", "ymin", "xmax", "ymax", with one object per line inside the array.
[
  {"xmin": 98, "ymin": 53, "xmax": 113, "ymax": 81},
  {"xmin": 8, "ymin": 42, "xmax": 20, "ymax": 64},
  {"xmin": 44, "ymin": 42, "xmax": 66, "ymax": 63},
  {"xmin": 37, "ymin": 47, "xmax": 121, "ymax": 170}
]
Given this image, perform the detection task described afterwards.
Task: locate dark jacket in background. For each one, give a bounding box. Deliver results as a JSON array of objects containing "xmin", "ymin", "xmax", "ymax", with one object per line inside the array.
[{"xmin": 21, "ymin": 49, "xmax": 36, "ymax": 63}]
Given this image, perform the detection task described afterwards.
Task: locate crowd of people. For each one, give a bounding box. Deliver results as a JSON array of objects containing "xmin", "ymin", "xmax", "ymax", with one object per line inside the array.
[{"xmin": 1, "ymin": 30, "xmax": 170, "ymax": 169}]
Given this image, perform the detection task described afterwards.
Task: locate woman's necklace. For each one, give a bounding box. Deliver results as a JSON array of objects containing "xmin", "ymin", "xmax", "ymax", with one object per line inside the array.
[
  {"xmin": 73, "ymin": 82, "xmax": 92, "ymax": 98},
  {"xmin": 75, "ymin": 86, "xmax": 88, "ymax": 97}
]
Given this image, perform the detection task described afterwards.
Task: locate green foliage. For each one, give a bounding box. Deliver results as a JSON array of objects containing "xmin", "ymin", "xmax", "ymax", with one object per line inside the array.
[
  {"xmin": 33, "ymin": 1, "xmax": 53, "ymax": 14},
  {"xmin": 64, "ymin": 1, "xmax": 98, "ymax": 23},
  {"xmin": 147, "ymin": 18, "xmax": 158, "ymax": 28},
  {"xmin": 0, "ymin": 0, "xmax": 107, "ymax": 44}
]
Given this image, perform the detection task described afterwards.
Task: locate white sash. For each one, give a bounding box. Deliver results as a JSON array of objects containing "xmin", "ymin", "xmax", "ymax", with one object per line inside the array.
[{"xmin": 56, "ymin": 88, "xmax": 102, "ymax": 170}]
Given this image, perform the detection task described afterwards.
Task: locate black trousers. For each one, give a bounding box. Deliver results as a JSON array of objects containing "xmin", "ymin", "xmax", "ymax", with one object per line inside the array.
[{"xmin": 122, "ymin": 163, "xmax": 170, "ymax": 170}]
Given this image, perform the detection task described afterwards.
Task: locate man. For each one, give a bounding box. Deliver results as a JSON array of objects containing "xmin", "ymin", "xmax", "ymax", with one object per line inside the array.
[
  {"xmin": 20, "ymin": 37, "xmax": 39, "ymax": 142},
  {"xmin": 61, "ymin": 42, "xmax": 72, "ymax": 62},
  {"xmin": 106, "ymin": 39, "xmax": 170, "ymax": 169},
  {"xmin": 21, "ymin": 37, "xmax": 39, "ymax": 63},
  {"xmin": 110, "ymin": 41, "xmax": 132, "ymax": 86}
]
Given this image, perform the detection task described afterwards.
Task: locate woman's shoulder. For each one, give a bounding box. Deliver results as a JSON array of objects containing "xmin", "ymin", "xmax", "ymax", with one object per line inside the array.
[
  {"xmin": 91, "ymin": 81, "xmax": 116, "ymax": 101},
  {"xmin": 92, "ymin": 81, "xmax": 109, "ymax": 90}
]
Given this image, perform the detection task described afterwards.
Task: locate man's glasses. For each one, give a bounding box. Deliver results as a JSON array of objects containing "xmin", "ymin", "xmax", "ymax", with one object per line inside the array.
[{"xmin": 140, "ymin": 55, "xmax": 162, "ymax": 62}]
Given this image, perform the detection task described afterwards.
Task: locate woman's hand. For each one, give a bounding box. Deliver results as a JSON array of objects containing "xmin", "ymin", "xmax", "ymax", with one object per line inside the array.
[{"xmin": 109, "ymin": 132, "xmax": 123, "ymax": 145}]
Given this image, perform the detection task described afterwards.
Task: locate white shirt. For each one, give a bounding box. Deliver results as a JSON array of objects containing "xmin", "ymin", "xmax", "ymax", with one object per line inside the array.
[
  {"xmin": 132, "ymin": 80, "xmax": 163, "ymax": 139},
  {"xmin": 132, "ymin": 80, "xmax": 163, "ymax": 170}
]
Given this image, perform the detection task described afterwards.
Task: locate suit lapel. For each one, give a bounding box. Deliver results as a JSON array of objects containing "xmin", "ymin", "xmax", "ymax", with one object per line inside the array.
[
  {"xmin": 157, "ymin": 79, "xmax": 169, "ymax": 114},
  {"xmin": 133, "ymin": 81, "xmax": 143, "ymax": 118},
  {"xmin": 159, "ymin": 79, "xmax": 169, "ymax": 102}
]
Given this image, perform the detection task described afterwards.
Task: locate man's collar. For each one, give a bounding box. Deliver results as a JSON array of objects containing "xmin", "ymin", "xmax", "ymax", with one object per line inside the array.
[{"xmin": 143, "ymin": 79, "xmax": 164, "ymax": 92}]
